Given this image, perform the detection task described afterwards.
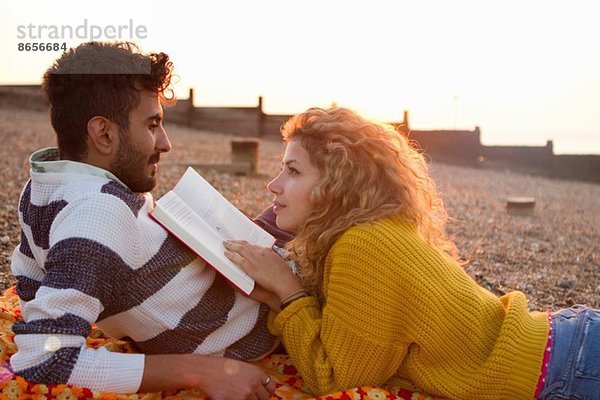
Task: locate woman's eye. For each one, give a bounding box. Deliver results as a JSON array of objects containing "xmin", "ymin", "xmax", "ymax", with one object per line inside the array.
[{"xmin": 287, "ymin": 167, "xmax": 299, "ymax": 175}]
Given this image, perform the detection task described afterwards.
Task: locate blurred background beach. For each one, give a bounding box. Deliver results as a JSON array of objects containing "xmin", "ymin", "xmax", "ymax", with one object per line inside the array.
[{"xmin": 2, "ymin": 0, "xmax": 600, "ymax": 154}]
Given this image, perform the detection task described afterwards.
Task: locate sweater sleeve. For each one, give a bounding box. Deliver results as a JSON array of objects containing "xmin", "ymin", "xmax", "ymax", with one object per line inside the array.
[
  {"xmin": 271, "ymin": 226, "xmax": 411, "ymax": 395},
  {"xmin": 10, "ymin": 193, "xmax": 145, "ymax": 393}
]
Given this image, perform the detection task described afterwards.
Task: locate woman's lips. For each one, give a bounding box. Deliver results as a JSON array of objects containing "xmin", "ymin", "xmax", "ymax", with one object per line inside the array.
[{"xmin": 272, "ymin": 202, "xmax": 286, "ymax": 213}]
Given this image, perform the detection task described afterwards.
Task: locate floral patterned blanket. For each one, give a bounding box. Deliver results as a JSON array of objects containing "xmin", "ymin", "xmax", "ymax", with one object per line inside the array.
[{"xmin": 0, "ymin": 287, "xmax": 445, "ymax": 400}]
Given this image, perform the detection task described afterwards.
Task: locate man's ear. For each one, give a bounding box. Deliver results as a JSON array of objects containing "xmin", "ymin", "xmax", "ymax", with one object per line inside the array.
[{"xmin": 87, "ymin": 116, "xmax": 118, "ymax": 156}]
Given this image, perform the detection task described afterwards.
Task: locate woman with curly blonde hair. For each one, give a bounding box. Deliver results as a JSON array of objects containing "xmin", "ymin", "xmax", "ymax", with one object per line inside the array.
[{"xmin": 225, "ymin": 107, "xmax": 599, "ymax": 400}]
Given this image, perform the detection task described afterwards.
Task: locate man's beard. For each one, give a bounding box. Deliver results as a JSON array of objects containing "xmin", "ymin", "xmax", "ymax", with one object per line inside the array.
[{"xmin": 111, "ymin": 133, "xmax": 158, "ymax": 193}]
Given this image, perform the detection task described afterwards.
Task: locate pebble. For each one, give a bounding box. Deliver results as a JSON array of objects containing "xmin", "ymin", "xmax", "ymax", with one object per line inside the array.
[
  {"xmin": 558, "ymin": 279, "xmax": 577, "ymax": 289},
  {"xmin": 0, "ymin": 236, "xmax": 9, "ymax": 245}
]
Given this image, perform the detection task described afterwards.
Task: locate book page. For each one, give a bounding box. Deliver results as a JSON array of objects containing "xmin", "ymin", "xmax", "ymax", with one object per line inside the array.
[
  {"xmin": 155, "ymin": 191, "xmax": 224, "ymax": 252},
  {"xmin": 152, "ymin": 190, "xmax": 255, "ymax": 294},
  {"xmin": 172, "ymin": 167, "xmax": 274, "ymax": 247}
]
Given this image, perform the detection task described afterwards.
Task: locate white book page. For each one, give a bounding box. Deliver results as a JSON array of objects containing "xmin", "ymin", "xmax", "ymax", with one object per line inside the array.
[
  {"xmin": 155, "ymin": 191, "xmax": 223, "ymax": 251},
  {"xmin": 172, "ymin": 167, "xmax": 274, "ymax": 247},
  {"xmin": 153, "ymin": 191, "xmax": 254, "ymax": 293}
]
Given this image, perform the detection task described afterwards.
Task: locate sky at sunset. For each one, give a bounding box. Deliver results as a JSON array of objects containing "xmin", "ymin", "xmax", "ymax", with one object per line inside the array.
[{"xmin": 2, "ymin": 0, "xmax": 599, "ymax": 154}]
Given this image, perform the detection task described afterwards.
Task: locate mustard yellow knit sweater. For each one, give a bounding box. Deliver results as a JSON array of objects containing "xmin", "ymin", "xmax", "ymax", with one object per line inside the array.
[{"xmin": 271, "ymin": 216, "xmax": 550, "ymax": 399}]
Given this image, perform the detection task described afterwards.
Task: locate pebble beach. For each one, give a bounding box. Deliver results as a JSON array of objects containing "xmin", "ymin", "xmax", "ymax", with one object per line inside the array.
[{"xmin": 1, "ymin": 107, "xmax": 598, "ymax": 310}]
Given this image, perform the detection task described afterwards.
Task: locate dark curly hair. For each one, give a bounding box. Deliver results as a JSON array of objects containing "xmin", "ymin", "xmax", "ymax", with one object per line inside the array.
[{"xmin": 42, "ymin": 41, "xmax": 174, "ymax": 160}]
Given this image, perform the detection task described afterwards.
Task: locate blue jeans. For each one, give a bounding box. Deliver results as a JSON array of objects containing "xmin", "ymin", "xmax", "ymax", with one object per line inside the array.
[{"xmin": 538, "ymin": 305, "xmax": 600, "ymax": 400}]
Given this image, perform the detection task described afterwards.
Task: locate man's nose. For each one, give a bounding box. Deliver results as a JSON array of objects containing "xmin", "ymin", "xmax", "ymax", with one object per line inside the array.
[{"xmin": 157, "ymin": 127, "xmax": 172, "ymax": 153}]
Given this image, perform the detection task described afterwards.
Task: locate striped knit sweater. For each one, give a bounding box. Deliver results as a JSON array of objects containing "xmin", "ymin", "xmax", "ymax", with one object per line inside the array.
[
  {"xmin": 10, "ymin": 148, "xmax": 277, "ymax": 393},
  {"xmin": 271, "ymin": 215, "xmax": 550, "ymax": 399}
]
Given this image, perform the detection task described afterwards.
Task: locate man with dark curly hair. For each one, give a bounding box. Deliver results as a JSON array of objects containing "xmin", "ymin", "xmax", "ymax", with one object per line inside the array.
[{"xmin": 10, "ymin": 41, "xmax": 276, "ymax": 400}]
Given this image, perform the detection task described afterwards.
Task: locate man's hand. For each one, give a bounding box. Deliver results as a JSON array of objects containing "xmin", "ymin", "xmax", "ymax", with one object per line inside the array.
[
  {"xmin": 250, "ymin": 284, "xmax": 281, "ymax": 312},
  {"xmin": 140, "ymin": 354, "xmax": 275, "ymax": 400}
]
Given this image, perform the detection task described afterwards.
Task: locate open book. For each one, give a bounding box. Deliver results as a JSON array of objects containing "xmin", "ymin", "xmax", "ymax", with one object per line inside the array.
[{"xmin": 150, "ymin": 167, "xmax": 275, "ymax": 295}]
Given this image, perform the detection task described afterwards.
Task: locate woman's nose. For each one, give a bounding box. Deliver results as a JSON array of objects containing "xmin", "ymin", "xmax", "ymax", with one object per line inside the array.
[{"xmin": 267, "ymin": 172, "xmax": 283, "ymax": 194}]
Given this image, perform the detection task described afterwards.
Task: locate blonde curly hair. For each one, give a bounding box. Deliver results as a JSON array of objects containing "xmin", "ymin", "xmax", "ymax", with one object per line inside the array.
[{"xmin": 281, "ymin": 107, "xmax": 457, "ymax": 300}]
